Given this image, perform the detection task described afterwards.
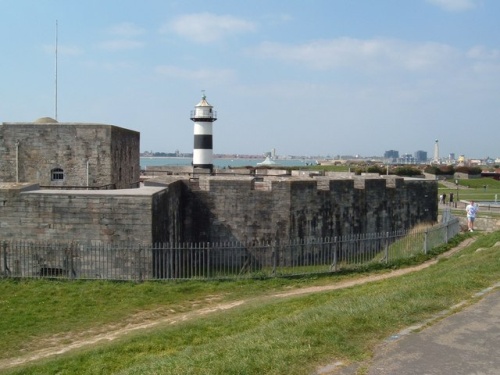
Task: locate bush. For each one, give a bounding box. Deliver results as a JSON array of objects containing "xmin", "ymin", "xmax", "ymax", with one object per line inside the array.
[
  {"xmin": 367, "ymin": 165, "xmax": 386, "ymax": 174},
  {"xmin": 455, "ymin": 166, "xmax": 482, "ymax": 175},
  {"xmin": 424, "ymin": 165, "xmax": 455, "ymax": 175},
  {"xmin": 439, "ymin": 165, "xmax": 455, "ymax": 175},
  {"xmin": 393, "ymin": 166, "xmax": 422, "ymax": 177},
  {"xmin": 354, "ymin": 165, "xmax": 387, "ymax": 175},
  {"xmin": 424, "ymin": 165, "xmax": 440, "ymax": 175}
]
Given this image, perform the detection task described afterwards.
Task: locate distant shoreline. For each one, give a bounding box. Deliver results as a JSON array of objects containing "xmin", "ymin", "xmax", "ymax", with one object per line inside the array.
[
  {"xmin": 139, "ymin": 156, "xmax": 313, "ymax": 168},
  {"xmin": 140, "ymin": 156, "xmax": 318, "ymax": 160}
]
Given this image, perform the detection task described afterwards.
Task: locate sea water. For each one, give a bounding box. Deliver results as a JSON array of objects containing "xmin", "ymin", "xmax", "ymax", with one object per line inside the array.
[{"xmin": 140, "ymin": 157, "xmax": 313, "ymax": 169}]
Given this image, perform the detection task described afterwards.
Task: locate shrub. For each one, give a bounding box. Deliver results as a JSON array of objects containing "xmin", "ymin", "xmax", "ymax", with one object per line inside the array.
[
  {"xmin": 393, "ymin": 166, "xmax": 422, "ymax": 177},
  {"xmin": 424, "ymin": 165, "xmax": 455, "ymax": 175},
  {"xmin": 424, "ymin": 165, "xmax": 440, "ymax": 175},
  {"xmin": 367, "ymin": 165, "xmax": 386, "ymax": 174},
  {"xmin": 354, "ymin": 165, "xmax": 387, "ymax": 175},
  {"xmin": 438, "ymin": 165, "xmax": 455, "ymax": 175},
  {"xmin": 455, "ymin": 166, "xmax": 482, "ymax": 175}
]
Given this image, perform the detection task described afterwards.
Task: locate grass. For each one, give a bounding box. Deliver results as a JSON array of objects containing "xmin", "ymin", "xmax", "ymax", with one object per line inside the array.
[
  {"xmin": 1, "ymin": 231, "xmax": 499, "ymax": 374},
  {"xmin": 439, "ymin": 177, "xmax": 500, "ymax": 203},
  {"xmin": 0, "ymin": 276, "xmax": 356, "ymax": 361}
]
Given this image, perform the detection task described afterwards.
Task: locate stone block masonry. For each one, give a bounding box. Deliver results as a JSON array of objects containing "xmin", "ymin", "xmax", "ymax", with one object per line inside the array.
[
  {"xmin": 0, "ymin": 184, "xmax": 167, "ymax": 244},
  {"xmin": 0, "ymin": 122, "xmax": 140, "ymax": 189},
  {"xmin": 0, "ymin": 175, "xmax": 437, "ymax": 247},
  {"xmin": 148, "ymin": 175, "xmax": 438, "ymax": 245},
  {"xmin": 0, "ymin": 175, "xmax": 437, "ymax": 279}
]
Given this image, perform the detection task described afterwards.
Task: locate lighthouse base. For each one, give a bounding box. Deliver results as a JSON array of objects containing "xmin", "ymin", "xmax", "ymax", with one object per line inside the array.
[
  {"xmin": 193, "ymin": 165, "xmax": 213, "ymax": 175},
  {"xmin": 193, "ymin": 164, "xmax": 213, "ymax": 169}
]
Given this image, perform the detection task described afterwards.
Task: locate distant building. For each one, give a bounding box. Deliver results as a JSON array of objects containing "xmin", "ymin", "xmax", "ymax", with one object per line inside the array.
[
  {"xmin": 384, "ymin": 150, "xmax": 399, "ymax": 161},
  {"xmin": 483, "ymin": 157, "xmax": 495, "ymax": 165},
  {"xmin": 433, "ymin": 139, "xmax": 439, "ymax": 163},
  {"xmin": 400, "ymin": 153, "xmax": 415, "ymax": 164},
  {"xmin": 414, "ymin": 150, "xmax": 428, "ymax": 163},
  {"xmin": 0, "ymin": 117, "xmax": 140, "ymax": 189}
]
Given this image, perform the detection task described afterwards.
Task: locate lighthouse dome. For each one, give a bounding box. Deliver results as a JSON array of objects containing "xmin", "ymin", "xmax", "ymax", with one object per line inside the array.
[{"xmin": 196, "ymin": 96, "xmax": 212, "ymax": 108}]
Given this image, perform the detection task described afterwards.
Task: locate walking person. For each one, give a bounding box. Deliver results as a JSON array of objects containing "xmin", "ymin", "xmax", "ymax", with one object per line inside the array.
[{"xmin": 466, "ymin": 200, "xmax": 478, "ymax": 232}]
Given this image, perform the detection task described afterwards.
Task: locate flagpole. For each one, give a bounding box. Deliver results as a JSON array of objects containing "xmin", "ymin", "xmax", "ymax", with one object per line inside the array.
[{"xmin": 55, "ymin": 20, "xmax": 58, "ymax": 121}]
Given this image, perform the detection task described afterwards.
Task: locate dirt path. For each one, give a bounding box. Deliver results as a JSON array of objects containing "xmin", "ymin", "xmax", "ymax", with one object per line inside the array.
[{"xmin": 0, "ymin": 238, "xmax": 475, "ymax": 371}]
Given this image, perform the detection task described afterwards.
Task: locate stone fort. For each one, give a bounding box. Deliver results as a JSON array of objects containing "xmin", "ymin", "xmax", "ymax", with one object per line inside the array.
[{"xmin": 0, "ymin": 116, "xmax": 437, "ymax": 246}]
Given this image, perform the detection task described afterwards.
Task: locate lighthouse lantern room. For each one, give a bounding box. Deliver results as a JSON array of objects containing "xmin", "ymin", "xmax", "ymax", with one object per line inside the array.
[{"xmin": 190, "ymin": 92, "xmax": 217, "ymax": 172}]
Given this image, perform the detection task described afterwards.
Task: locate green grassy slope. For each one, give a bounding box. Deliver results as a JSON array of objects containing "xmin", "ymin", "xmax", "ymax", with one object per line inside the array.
[{"xmin": 1, "ymin": 232, "xmax": 499, "ymax": 375}]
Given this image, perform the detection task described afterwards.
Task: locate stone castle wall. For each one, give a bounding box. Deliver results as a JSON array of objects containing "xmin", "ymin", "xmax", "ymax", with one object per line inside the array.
[
  {"xmin": 0, "ymin": 175, "xmax": 437, "ymax": 246},
  {"xmin": 148, "ymin": 175, "xmax": 438, "ymax": 245},
  {"xmin": 0, "ymin": 123, "xmax": 140, "ymax": 189},
  {"xmin": 0, "ymin": 183, "xmax": 165, "ymax": 244},
  {"xmin": 110, "ymin": 126, "xmax": 141, "ymax": 189}
]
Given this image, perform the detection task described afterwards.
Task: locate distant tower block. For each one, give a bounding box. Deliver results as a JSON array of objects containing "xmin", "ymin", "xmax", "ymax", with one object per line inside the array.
[
  {"xmin": 434, "ymin": 139, "xmax": 439, "ymax": 162},
  {"xmin": 190, "ymin": 93, "xmax": 217, "ymax": 171}
]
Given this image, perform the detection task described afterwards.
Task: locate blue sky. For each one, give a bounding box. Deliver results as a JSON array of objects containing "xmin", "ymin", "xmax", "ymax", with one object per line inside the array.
[{"xmin": 1, "ymin": 0, "xmax": 499, "ymax": 159}]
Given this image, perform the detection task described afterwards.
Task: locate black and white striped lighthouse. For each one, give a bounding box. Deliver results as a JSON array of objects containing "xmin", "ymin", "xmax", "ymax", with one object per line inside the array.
[{"xmin": 190, "ymin": 92, "xmax": 217, "ymax": 171}]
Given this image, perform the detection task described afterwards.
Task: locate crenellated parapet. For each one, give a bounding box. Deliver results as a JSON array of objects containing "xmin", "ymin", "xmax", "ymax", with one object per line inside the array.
[
  {"xmin": 0, "ymin": 174, "xmax": 437, "ymax": 246},
  {"xmin": 165, "ymin": 174, "xmax": 428, "ymax": 193},
  {"xmin": 146, "ymin": 175, "xmax": 437, "ymax": 244}
]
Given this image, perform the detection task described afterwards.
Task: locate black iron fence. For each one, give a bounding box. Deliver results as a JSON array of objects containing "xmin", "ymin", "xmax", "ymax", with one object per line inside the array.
[{"xmin": 1, "ymin": 218, "xmax": 460, "ymax": 281}]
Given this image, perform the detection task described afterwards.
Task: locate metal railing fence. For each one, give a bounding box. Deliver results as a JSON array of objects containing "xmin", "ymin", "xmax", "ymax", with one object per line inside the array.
[{"xmin": 1, "ymin": 218, "xmax": 460, "ymax": 281}]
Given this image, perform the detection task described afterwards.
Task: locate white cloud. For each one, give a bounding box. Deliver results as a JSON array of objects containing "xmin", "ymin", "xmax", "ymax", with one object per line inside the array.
[
  {"xmin": 162, "ymin": 13, "xmax": 256, "ymax": 43},
  {"xmin": 425, "ymin": 0, "xmax": 479, "ymax": 12},
  {"xmin": 467, "ymin": 46, "xmax": 500, "ymax": 60},
  {"xmin": 97, "ymin": 39, "xmax": 144, "ymax": 51},
  {"xmin": 466, "ymin": 46, "xmax": 500, "ymax": 74},
  {"xmin": 155, "ymin": 65, "xmax": 237, "ymax": 84},
  {"xmin": 96, "ymin": 23, "xmax": 145, "ymax": 51},
  {"xmin": 252, "ymin": 38, "xmax": 458, "ymax": 72},
  {"xmin": 261, "ymin": 13, "xmax": 293, "ymax": 25},
  {"xmin": 106, "ymin": 22, "xmax": 146, "ymax": 37},
  {"xmin": 43, "ymin": 44, "xmax": 83, "ymax": 56},
  {"xmin": 83, "ymin": 60, "xmax": 135, "ymax": 71}
]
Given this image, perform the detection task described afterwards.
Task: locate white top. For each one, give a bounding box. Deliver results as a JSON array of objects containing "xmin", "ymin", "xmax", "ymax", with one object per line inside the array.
[{"xmin": 466, "ymin": 203, "xmax": 478, "ymax": 218}]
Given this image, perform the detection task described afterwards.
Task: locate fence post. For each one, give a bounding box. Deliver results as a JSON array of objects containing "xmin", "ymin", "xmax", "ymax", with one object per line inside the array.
[
  {"xmin": 137, "ymin": 246, "xmax": 143, "ymax": 283},
  {"xmin": 69, "ymin": 241, "xmax": 76, "ymax": 279},
  {"xmin": 2, "ymin": 241, "xmax": 10, "ymax": 276},
  {"xmin": 207, "ymin": 242, "xmax": 211, "ymax": 279},
  {"xmin": 424, "ymin": 228, "xmax": 428, "ymax": 255},
  {"xmin": 332, "ymin": 236, "xmax": 338, "ymax": 272},
  {"xmin": 444, "ymin": 221, "xmax": 448, "ymax": 244},
  {"xmin": 272, "ymin": 241, "xmax": 278, "ymax": 277},
  {"xmin": 169, "ymin": 242, "xmax": 173, "ymax": 279},
  {"xmin": 384, "ymin": 232, "xmax": 389, "ymax": 264}
]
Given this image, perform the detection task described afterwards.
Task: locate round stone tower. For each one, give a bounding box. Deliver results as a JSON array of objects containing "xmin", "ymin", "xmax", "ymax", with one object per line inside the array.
[{"xmin": 190, "ymin": 93, "xmax": 217, "ymax": 171}]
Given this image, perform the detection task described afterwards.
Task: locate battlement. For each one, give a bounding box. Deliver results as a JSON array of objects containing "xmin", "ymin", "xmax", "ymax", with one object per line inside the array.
[
  {"xmin": 1, "ymin": 173, "xmax": 437, "ymax": 246},
  {"xmin": 141, "ymin": 173, "xmax": 437, "ymax": 244},
  {"xmin": 145, "ymin": 174, "xmax": 425, "ymax": 193}
]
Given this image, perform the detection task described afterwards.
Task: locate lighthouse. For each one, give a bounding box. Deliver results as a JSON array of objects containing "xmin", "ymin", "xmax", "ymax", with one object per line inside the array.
[{"xmin": 190, "ymin": 93, "xmax": 217, "ymax": 172}]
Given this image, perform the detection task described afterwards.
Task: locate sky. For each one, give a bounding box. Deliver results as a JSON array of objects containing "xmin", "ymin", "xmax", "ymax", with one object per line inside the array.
[{"xmin": 1, "ymin": 0, "xmax": 499, "ymax": 159}]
